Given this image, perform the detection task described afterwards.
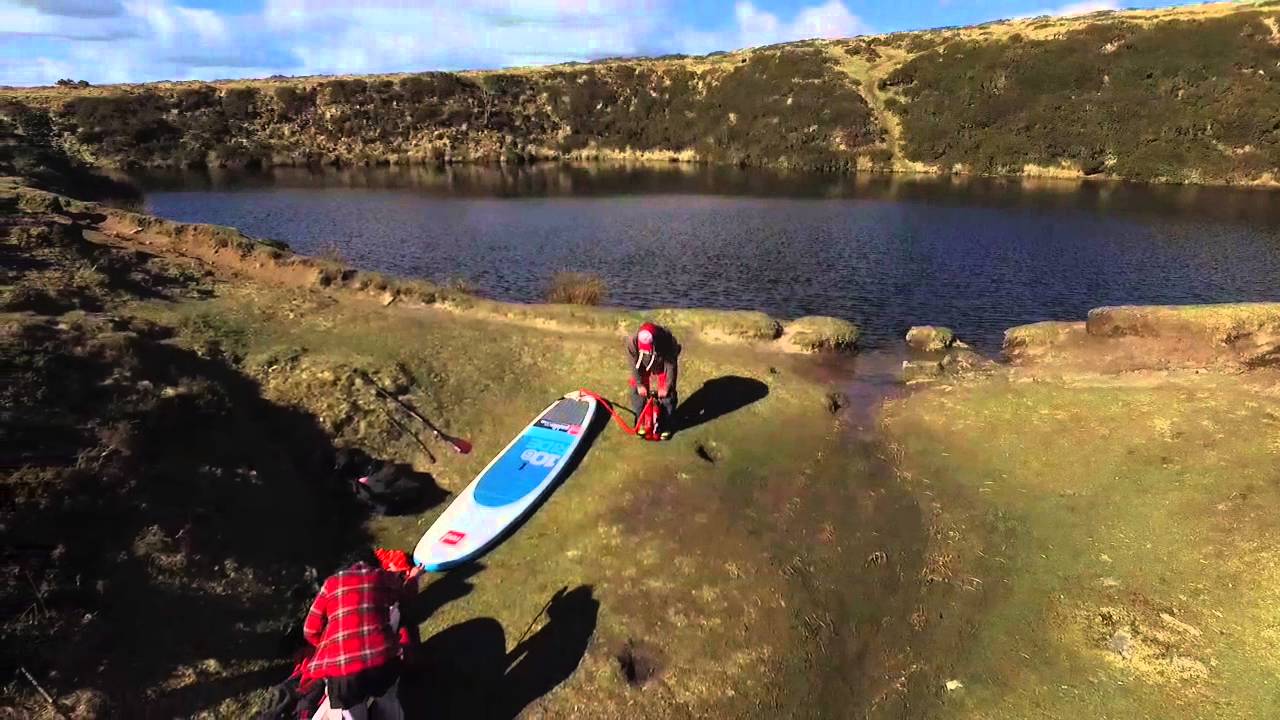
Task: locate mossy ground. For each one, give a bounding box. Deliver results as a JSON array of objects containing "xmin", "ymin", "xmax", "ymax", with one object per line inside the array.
[
  {"xmin": 884, "ymin": 371, "xmax": 1280, "ymax": 719},
  {"xmin": 127, "ymin": 284, "xmax": 923, "ymax": 718},
  {"xmin": 10, "ymin": 173, "xmax": 1280, "ymax": 718}
]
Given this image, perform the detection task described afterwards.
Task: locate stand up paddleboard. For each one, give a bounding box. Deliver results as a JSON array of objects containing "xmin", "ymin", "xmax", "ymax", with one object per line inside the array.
[{"xmin": 414, "ymin": 391, "xmax": 598, "ymax": 571}]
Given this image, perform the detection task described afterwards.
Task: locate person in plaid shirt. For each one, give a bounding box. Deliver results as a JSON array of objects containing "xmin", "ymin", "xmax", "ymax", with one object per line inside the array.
[{"xmin": 303, "ymin": 549, "xmax": 421, "ymax": 719}]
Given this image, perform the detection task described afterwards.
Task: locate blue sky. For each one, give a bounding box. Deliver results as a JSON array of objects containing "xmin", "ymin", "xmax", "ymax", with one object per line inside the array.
[{"xmin": 0, "ymin": 0, "xmax": 1201, "ymax": 86}]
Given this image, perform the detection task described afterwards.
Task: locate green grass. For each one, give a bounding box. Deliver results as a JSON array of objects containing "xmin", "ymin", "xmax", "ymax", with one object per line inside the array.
[
  {"xmin": 886, "ymin": 375, "xmax": 1280, "ymax": 719},
  {"xmin": 128, "ymin": 286, "xmax": 896, "ymax": 717}
]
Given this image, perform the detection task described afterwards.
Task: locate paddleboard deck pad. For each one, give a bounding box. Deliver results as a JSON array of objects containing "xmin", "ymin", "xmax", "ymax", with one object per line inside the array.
[{"xmin": 414, "ymin": 391, "xmax": 598, "ymax": 571}]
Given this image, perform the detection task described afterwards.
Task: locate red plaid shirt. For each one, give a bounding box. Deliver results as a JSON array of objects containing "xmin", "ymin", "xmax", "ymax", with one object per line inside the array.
[{"xmin": 303, "ymin": 563, "xmax": 402, "ymax": 679}]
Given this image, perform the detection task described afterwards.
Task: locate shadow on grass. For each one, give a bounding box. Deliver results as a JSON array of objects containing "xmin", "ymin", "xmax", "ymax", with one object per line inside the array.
[
  {"xmin": 403, "ymin": 563, "xmax": 486, "ymax": 636},
  {"xmin": 2, "ymin": 316, "xmax": 371, "ymax": 717},
  {"xmin": 405, "ymin": 585, "xmax": 600, "ymax": 719},
  {"xmin": 676, "ymin": 375, "xmax": 769, "ymax": 432}
]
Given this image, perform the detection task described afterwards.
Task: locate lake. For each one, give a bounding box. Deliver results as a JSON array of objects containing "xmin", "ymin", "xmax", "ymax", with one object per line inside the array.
[{"xmin": 133, "ymin": 163, "xmax": 1280, "ymax": 352}]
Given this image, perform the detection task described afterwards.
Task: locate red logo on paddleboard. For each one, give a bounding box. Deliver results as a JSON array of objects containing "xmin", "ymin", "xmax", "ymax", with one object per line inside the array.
[
  {"xmin": 440, "ymin": 530, "xmax": 466, "ymax": 546},
  {"xmin": 568, "ymin": 424, "xmax": 582, "ymax": 436}
]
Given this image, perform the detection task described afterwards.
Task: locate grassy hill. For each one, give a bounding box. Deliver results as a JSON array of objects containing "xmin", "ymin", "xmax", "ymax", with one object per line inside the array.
[{"xmin": 1, "ymin": 1, "xmax": 1277, "ymax": 184}]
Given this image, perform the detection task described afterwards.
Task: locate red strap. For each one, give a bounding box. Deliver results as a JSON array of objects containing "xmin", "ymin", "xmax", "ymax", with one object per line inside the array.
[{"xmin": 579, "ymin": 389, "xmax": 642, "ymax": 435}]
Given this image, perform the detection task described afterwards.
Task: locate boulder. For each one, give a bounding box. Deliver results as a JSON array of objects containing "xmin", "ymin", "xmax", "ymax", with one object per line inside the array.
[
  {"xmin": 902, "ymin": 359, "xmax": 943, "ymax": 383},
  {"xmin": 906, "ymin": 325, "xmax": 955, "ymax": 352},
  {"xmin": 941, "ymin": 347, "xmax": 996, "ymax": 375},
  {"xmin": 824, "ymin": 391, "xmax": 849, "ymax": 414},
  {"xmin": 1002, "ymin": 321, "xmax": 1085, "ymax": 361},
  {"xmin": 17, "ymin": 188, "xmax": 64, "ymax": 214},
  {"xmin": 782, "ymin": 316, "xmax": 860, "ymax": 352}
]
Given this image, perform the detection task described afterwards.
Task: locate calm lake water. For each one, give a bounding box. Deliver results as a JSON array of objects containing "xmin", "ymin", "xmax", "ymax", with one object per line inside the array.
[{"xmin": 134, "ymin": 164, "xmax": 1280, "ymax": 352}]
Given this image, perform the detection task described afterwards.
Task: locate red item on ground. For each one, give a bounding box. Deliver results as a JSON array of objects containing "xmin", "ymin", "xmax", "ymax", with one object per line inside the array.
[{"xmin": 374, "ymin": 547, "xmax": 413, "ymax": 573}]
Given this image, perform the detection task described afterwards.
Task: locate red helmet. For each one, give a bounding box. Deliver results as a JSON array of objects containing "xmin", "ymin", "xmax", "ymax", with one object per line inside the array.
[{"xmin": 636, "ymin": 322, "xmax": 657, "ymax": 352}]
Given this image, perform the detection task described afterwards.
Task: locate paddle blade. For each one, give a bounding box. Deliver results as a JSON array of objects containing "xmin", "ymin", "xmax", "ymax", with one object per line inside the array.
[{"xmin": 447, "ymin": 436, "xmax": 472, "ymax": 454}]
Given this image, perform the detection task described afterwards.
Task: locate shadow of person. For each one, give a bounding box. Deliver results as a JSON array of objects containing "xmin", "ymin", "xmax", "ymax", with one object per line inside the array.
[
  {"xmin": 676, "ymin": 375, "xmax": 769, "ymax": 432},
  {"xmin": 405, "ymin": 585, "xmax": 599, "ymax": 719},
  {"xmin": 402, "ymin": 563, "xmax": 486, "ymax": 634}
]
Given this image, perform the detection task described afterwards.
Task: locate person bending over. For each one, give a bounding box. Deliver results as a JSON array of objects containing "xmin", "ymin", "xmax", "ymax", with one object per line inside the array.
[
  {"xmin": 304, "ymin": 549, "xmax": 420, "ymax": 719},
  {"xmin": 626, "ymin": 321, "xmax": 681, "ymax": 439}
]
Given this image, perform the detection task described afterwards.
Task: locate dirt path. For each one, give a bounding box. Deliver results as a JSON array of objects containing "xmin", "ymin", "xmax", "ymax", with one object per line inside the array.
[{"xmin": 824, "ymin": 42, "xmax": 933, "ymax": 174}]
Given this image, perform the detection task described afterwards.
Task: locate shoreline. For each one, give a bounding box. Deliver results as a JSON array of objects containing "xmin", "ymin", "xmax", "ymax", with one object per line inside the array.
[
  {"xmin": 8, "ymin": 171, "xmax": 1280, "ymax": 718},
  {"xmin": 101, "ymin": 156, "xmax": 1280, "ymax": 192}
]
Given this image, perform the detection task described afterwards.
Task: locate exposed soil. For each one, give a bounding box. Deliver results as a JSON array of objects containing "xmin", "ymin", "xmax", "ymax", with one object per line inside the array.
[{"xmin": 615, "ymin": 639, "xmax": 664, "ymax": 688}]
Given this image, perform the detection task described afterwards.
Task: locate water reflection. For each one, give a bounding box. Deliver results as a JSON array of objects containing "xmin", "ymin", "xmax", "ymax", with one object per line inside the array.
[
  {"xmin": 132, "ymin": 163, "xmax": 1280, "ymax": 352},
  {"xmin": 131, "ymin": 162, "xmax": 1280, "ymax": 225}
]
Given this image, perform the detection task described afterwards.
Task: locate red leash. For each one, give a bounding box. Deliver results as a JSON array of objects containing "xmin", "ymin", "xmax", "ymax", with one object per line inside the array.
[{"xmin": 578, "ymin": 389, "xmax": 661, "ymax": 439}]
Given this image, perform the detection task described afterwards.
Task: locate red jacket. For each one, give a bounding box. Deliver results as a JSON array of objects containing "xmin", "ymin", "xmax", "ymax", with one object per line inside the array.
[{"xmin": 302, "ymin": 562, "xmax": 402, "ymax": 679}]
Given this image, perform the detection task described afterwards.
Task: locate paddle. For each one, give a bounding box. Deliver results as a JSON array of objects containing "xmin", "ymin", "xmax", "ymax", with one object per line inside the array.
[
  {"xmin": 357, "ymin": 370, "xmax": 473, "ymax": 455},
  {"xmin": 372, "ymin": 400, "xmax": 437, "ymax": 464}
]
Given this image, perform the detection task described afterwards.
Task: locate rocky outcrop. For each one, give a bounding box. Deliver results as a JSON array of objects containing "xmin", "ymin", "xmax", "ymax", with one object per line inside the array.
[
  {"xmin": 903, "ymin": 329, "xmax": 995, "ymax": 383},
  {"xmin": 1002, "ymin": 321, "xmax": 1086, "ymax": 362},
  {"xmin": 905, "ymin": 325, "xmax": 955, "ymax": 352},
  {"xmin": 781, "ymin": 316, "xmax": 860, "ymax": 352},
  {"xmin": 1003, "ymin": 303, "xmax": 1280, "ymax": 370}
]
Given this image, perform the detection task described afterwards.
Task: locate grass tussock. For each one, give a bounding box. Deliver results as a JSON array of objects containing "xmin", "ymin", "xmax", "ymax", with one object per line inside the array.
[
  {"xmin": 545, "ymin": 271, "xmax": 608, "ymax": 305},
  {"xmin": 316, "ymin": 239, "xmax": 346, "ymax": 265},
  {"xmin": 783, "ymin": 315, "xmax": 860, "ymax": 351}
]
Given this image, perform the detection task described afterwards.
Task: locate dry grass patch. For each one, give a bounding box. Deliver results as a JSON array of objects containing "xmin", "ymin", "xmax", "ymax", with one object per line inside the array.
[{"xmin": 545, "ymin": 271, "xmax": 608, "ymax": 305}]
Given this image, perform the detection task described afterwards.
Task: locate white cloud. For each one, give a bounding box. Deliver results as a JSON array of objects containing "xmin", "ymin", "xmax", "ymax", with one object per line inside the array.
[
  {"xmin": 1, "ymin": 0, "xmax": 868, "ymax": 86},
  {"xmin": 123, "ymin": 0, "xmax": 229, "ymax": 46},
  {"xmin": 790, "ymin": 0, "xmax": 867, "ymax": 40},
  {"xmin": 1017, "ymin": 1, "xmax": 1119, "ymax": 19},
  {"xmin": 680, "ymin": 0, "xmax": 869, "ymax": 55},
  {"xmin": 1, "ymin": 0, "xmax": 273, "ymax": 84},
  {"xmin": 262, "ymin": 0, "xmax": 664, "ymax": 76}
]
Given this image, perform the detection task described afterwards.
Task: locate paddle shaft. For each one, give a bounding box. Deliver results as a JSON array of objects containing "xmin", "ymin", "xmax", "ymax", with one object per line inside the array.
[
  {"xmin": 358, "ymin": 371, "xmax": 471, "ymax": 454},
  {"xmin": 514, "ymin": 592, "xmax": 559, "ymax": 648},
  {"xmin": 373, "ymin": 401, "xmax": 437, "ymax": 464}
]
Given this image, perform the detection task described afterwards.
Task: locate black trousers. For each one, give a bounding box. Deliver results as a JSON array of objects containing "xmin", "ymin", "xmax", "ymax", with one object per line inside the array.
[{"xmin": 327, "ymin": 660, "xmax": 404, "ymax": 719}]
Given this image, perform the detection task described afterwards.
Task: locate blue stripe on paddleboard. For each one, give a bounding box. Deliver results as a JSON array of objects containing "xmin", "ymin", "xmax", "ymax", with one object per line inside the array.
[{"xmin": 472, "ymin": 425, "xmax": 574, "ymax": 508}]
